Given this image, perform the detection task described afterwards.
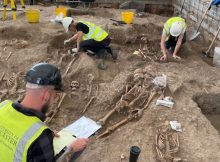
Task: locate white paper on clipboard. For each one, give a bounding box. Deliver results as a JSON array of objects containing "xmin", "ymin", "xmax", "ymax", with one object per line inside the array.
[{"xmin": 63, "ymin": 116, "xmax": 101, "ymax": 138}]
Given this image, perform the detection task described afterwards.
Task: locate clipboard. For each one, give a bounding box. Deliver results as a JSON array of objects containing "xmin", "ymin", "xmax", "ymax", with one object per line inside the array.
[
  {"xmin": 53, "ymin": 130, "xmax": 77, "ymax": 156},
  {"xmin": 53, "ymin": 116, "xmax": 101, "ymax": 157}
]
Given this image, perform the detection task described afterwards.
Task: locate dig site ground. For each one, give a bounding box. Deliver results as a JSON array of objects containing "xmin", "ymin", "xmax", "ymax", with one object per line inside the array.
[{"xmin": 0, "ymin": 5, "xmax": 220, "ymax": 162}]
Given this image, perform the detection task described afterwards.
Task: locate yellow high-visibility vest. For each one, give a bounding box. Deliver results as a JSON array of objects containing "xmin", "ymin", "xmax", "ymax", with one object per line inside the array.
[
  {"xmin": 0, "ymin": 100, "xmax": 49, "ymax": 162},
  {"xmin": 79, "ymin": 21, "xmax": 108, "ymax": 42},
  {"xmin": 164, "ymin": 17, "xmax": 186, "ymax": 41}
]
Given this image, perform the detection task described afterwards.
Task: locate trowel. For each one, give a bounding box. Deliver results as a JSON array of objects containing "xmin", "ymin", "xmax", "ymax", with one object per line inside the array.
[
  {"xmin": 189, "ymin": 0, "xmax": 212, "ymax": 41},
  {"xmin": 110, "ymin": 18, "xmax": 126, "ymax": 25}
]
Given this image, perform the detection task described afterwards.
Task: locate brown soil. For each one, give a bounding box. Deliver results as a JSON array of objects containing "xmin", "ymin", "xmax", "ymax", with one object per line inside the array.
[{"xmin": 1, "ymin": 5, "xmax": 220, "ymax": 162}]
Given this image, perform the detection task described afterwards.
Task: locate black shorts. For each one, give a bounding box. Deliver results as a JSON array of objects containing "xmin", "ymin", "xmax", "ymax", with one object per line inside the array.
[{"xmin": 165, "ymin": 32, "xmax": 186, "ymax": 49}]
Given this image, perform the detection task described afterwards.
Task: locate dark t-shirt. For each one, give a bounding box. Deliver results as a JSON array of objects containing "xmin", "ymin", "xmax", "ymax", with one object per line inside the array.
[{"xmin": 76, "ymin": 22, "xmax": 89, "ymax": 34}]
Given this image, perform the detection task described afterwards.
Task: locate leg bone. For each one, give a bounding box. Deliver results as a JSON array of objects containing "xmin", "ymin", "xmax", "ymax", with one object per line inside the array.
[{"xmin": 96, "ymin": 118, "xmax": 129, "ymax": 139}]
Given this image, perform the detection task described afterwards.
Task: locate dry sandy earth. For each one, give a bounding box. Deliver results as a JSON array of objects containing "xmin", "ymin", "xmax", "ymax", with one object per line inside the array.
[{"xmin": 1, "ymin": 5, "xmax": 220, "ymax": 162}]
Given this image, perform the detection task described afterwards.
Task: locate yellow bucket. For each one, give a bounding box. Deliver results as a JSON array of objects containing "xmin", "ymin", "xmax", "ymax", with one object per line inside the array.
[
  {"xmin": 55, "ymin": 7, "xmax": 67, "ymax": 17},
  {"xmin": 25, "ymin": 9, "xmax": 40, "ymax": 23},
  {"xmin": 121, "ymin": 11, "xmax": 134, "ymax": 24}
]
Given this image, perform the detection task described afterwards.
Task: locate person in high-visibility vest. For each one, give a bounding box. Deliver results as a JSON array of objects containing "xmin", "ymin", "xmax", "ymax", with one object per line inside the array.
[
  {"xmin": 62, "ymin": 17, "xmax": 117, "ymax": 61},
  {"xmin": 160, "ymin": 17, "xmax": 186, "ymax": 61},
  {"xmin": 0, "ymin": 63, "xmax": 89, "ymax": 162}
]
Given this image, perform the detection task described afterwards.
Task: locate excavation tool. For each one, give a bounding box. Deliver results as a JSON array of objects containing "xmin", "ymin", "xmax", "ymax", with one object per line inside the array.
[
  {"xmin": 2, "ymin": 0, "xmax": 25, "ymax": 21},
  {"xmin": 202, "ymin": 25, "xmax": 220, "ymax": 57},
  {"xmin": 189, "ymin": 0, "xmax": 212, "ymax": 41},
  {"xmin": 110, "ymin": 18, "xmax": 126, "ymax": 26},
  {"xmin": 179, "ymin": 0, "xmax": 185, "ymax": 17}
]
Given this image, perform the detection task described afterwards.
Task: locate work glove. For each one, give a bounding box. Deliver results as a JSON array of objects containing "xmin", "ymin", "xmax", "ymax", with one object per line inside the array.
[
  {"xmin": 68, "ymin": 48, "xmax": 78, "ymax": 54},
  {"xmin": 64, "ymin": 39, "xmax": 71, "ymax": 46}
]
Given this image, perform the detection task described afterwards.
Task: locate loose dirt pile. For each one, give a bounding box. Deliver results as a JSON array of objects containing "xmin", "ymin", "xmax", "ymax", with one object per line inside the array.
[{"xmin": 1, "ymin": 6, "xmax": 220, "ymax": 162}]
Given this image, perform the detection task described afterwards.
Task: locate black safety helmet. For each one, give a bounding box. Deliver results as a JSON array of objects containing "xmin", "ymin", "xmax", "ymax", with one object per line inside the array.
[{"xmin": 25, "ymin": 63, "xmax": 63, "ymax": 91}]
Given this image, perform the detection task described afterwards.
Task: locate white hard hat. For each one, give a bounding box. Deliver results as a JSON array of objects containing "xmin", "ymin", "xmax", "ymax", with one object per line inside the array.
[
  {"xmin": 62, "ymin": 17, "xmax": 74, "ymax": 32},
  {"xmin": 170, "ymin": 21, "xmax": 183, "ymax": 37}
]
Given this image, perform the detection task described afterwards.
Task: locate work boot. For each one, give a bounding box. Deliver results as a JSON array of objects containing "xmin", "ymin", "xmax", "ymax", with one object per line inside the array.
[
  {"xmin": 96, "ymin": 49, "xmax": 108, "ymax": 59},
  {"xmin": 106, "ymin": 46, "xmax": 118, "ymax": 61}
]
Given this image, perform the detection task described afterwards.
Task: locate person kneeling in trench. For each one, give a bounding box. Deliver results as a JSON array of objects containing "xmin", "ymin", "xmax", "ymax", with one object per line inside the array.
[
  {"xmin": 160, "ymin": 17, "xmax": 186, "ymax": 61},
  {"xmin": 62, "ymin": 17, "xmax": 117, "ymax": 61},
  {"xmin": 0, "ymin": 63, "xmax": 89, "ymax": 162}
]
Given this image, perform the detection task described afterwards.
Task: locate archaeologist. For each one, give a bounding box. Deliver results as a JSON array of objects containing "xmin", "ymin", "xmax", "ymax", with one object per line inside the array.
[
  {"xmin": 160, "ymin": 17, "xmax": 186, "ymax": 61},
  {"xmin": 0, "ymin": 63, "xmax": 89, "ymax": 162},
  {"xmin": 62, "ymin": 17, "xmax": 117, "ymax": 61}
]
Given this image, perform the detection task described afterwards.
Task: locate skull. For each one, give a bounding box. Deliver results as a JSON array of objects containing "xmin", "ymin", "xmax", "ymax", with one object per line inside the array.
[{"xmin": 70, "ymin": 81, "xmax": 79, "ymax": 91}]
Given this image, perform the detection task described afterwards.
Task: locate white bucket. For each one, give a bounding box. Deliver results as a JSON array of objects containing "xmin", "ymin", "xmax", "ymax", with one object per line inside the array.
[{"xmin": 213, "ymin": 47, "xmax": 220, "ymax": 68}]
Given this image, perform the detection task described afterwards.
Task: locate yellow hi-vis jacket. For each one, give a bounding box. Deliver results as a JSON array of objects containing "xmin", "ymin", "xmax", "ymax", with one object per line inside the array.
[
  {"xmin": 164, "ymin": 17, "xmax": 186, "ymax": 41},
  {"xmin": 79, "ymin": 21, "xmax": 108, "ymax": 42},
  {"xmin": 0, "ymin": 100, "xmax": 49, "ymax": 162}
]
